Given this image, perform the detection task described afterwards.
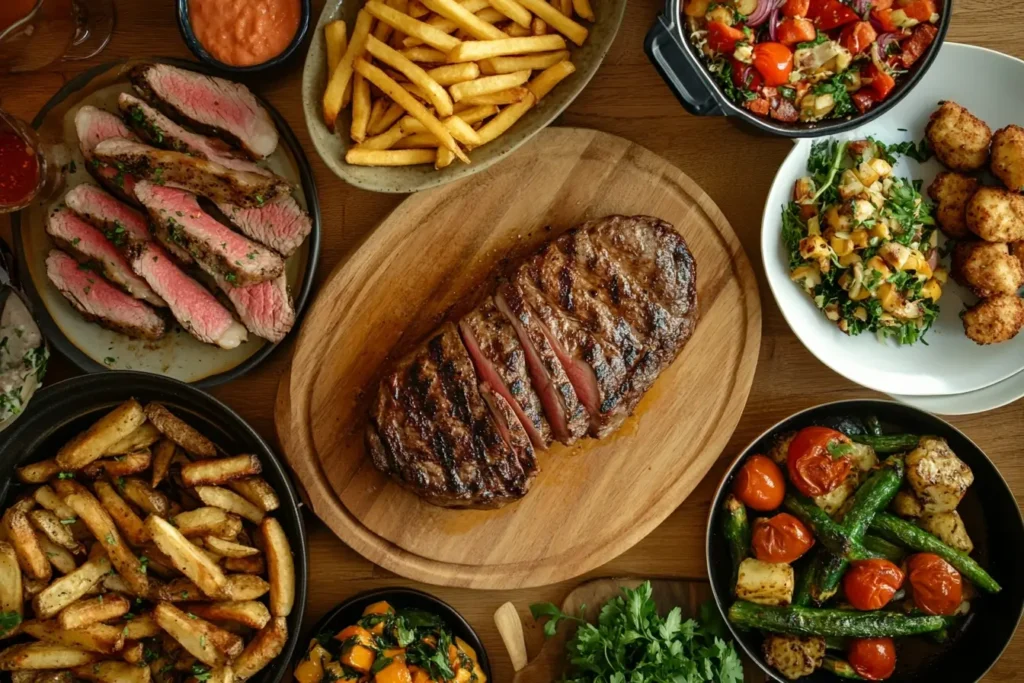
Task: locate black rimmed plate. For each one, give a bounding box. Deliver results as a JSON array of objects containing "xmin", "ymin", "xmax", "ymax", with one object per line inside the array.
[
  {"xmin": 0, "ymin": 370, "xmax": 309, "ymax": 683},
  {"xmin": 296, "ymin": 588, "xmax": 492, "ymax": 680},
  {"xmin": 11, "ymin": 56, "xmax": 321, "ymax": 388},
  {"xmin": 706, "ymin": 400, "xmax": 1024, "ymax": 683}
]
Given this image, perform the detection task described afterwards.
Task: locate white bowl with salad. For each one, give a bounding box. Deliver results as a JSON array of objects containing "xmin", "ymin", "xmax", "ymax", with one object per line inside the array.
[{"xmin": 762, "ymin": 42, "xmax": 1024, "ymax": 397}]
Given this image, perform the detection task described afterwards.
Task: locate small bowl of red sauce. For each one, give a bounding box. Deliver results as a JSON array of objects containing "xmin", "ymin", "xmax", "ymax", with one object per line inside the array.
[{"xmin": 176, "ymin": 0, "xmax": 311, "ymax": 73}]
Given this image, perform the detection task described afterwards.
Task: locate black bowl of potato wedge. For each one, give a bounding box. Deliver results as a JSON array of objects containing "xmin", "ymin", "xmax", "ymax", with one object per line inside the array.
[
  {"xmin": 706, "ymin": 399, "xmax": 1024, "ymax": 682},
  {"xmin": 0, "ymin": 371, "xmax": 307, "ymax": 683}
]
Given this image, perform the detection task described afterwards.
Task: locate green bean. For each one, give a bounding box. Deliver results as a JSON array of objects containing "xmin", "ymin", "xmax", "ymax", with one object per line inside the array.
[
  {"xmin": 850, "ymin": 434, "xmax": 921, "ymax": 453},
  {"xmin": 864, "ymin": 416, "xmax": 884, "ymax": 437},
  {"xmin": 862, "ymin": 534, "xmax": 907, "ymax": 564},
  {"xmin": 722, "ymin": 495, "xmax": 750, "ymax": 590},
  {"xmin": 783, "ymin": 495, "xmax": 879, "ymax": 561},
  {"xmin": 822, "ymin": 657, "xmax": 864, "ymax": 679},
  {"xmin": 727, "ymin": 601, "xmax": 950, "ymax": 637}
]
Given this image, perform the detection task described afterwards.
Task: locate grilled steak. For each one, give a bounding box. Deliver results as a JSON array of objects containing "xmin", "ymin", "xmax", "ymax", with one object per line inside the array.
[
  {"xmin": 134, "ymin": 181, "xmax": 284, "ymax": 286},
  {"xmin": 459, "ymin": 298, "xmax": 552, "ymax": 449},
  {"xmin": 129, "ymin": 63, "xmax": 279, "ymax": 159},
  {"xmin": 215, "ymin": 196, "xmax": 313, "ymax": 257},
  {"xmin": 47, "ymin": 207, "xmax": 165, "ymax": 308},
  {"xmin": 118, "ymin": 93, "xmax": 275, "ymax": 178},
  {"xmin": 91, "ymin": 139, "xmax": 287, "ymax": 208},
  {"xmin": 64, "ymin": 183, "xmax": 152, "ymax": 247},
  {"xmin": 217, "ymin": 273, "xmax": 295, "ymax": 343},
  {"xmin": 46, "ymin": 250, "xmax": 165, "ymax": 340},
  {"xmin": 74, "ymin": 106, "xmax": 141, "ymax": 204},
  {"xmin": 129, "ymin": 242, "xmax": 248, "ymax": 349},
  {"xmin": 368, "ymin": 323, "xmax": 535, "ymax": 509}
]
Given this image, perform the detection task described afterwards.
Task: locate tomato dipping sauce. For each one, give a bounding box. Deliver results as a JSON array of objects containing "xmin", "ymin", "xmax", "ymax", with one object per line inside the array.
[
  {"xmin": 189, "ymin": 0, "xmax": 301, "ymax": 67},
  {"xmin": 0, "ymin": 131, "xmax": 39, "ymax": 209}
]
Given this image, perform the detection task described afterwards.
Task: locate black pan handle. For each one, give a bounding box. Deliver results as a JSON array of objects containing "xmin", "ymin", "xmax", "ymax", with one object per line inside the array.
[{"xmin": 644, "ymin": 12, "xmax": 724, "ymax": 117}]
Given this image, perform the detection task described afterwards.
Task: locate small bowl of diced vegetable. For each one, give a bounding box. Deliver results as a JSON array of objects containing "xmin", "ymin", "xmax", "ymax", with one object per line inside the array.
[
  {"xmin": 706, "ymin": 399, "xmax": 1024, "ymax": 682},
  {"xmin": 292, "ymin": 588, "xmax": 490, "ymax": 683}
]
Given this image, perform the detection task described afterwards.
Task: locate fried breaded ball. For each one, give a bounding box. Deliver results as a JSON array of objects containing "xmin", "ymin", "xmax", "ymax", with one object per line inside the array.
[
  {"xmin": 962, "ymin": 294, "xmax": 1024, "ymax": 345},
  {"xmin": 928, "ymin": 171, "xmax": 979, "ymax": 239},
  {"xmin": 952, "ymin": 241, "xmax": 1024, "ymax": 298},
  {"xmin": 966, "ymin": 186, "xmax": 1024, "ymax": 242},
  {"xmin": 991, "ymin": 125, "xmax": 1024, "ymax": 192},
  {"xmin": 926, "ymin": 101, "xmax": 992, "ymax": 171}
]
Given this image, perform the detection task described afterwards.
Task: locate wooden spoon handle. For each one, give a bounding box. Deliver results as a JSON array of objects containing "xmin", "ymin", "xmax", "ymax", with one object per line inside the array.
[{"xmin": 493, "ymin": 601, "xmax": 529, "ymax": 672}]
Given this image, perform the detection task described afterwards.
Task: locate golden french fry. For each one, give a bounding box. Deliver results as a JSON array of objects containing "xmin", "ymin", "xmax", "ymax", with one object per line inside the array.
[
  {"xmin": 507, "ymin": 21, "xmax": 532, "ymax": 36},
  {"xmin": 35, "ymin": 534, "xmax": 76, "ymax": 574},
  {"xmin": 400, "ymin": 113, "xmax": 483, "ymax": 146},
  {"xmin": 186, "ymin": 601, "xmax": 271, "ymax": 630},
  {"xmin": 57, "ymin": 593, "xmax": 130, "ymax": 631},
  {"xmin": 346, "ymin": 148, "xmax": 436, "ymax": 165},
  {"xmin": 15, "ymin": 459, "xmax": 61, "ymax": 484},
  {"xmin": 572, "ymin": 0, "xmax": 594, "ymax": 20},
  {"xmin": 365, "ymin": 0, "xmax": 461, "ymax": 52},
  {"xmin": 427, "ymin": 62, "xmax": 480, "ymax": 85},
  {"xmin": 487, "ymin": 0, "xmax": 531, "ymax": 26},
  {"xmin": 0, "ymin": 543, "xmax": 22, "ymax": 629},
  {"xmin": 368, "ymin": 102, "xmax": 406, "ymax": 136},
  {"xmin": 421, "ymin": 0, "xmax": 507, "ymax": 39},
  {"xmin": 144, "ymin": 403, "xmax": 216, "ymax": 458},
  {"xmin": 260, "ymin": 517, "xmax": 294, "ymax": 618},
  {"xmin": 181, "ymin": 455, "xmax": 262, "ymax": 488},
  {"xmin": 224, "ymin": 555, "xmax": 265, "ymax": 575},
  {"xmin": 93, "ymin": 481, "xmax": 148, "ymax": 546},
  {"xmin": 118, "ymin": 613, "xmax": 160, "ymax": 640},
  {"xmin": 408, "ymin": 0, "xmax": 430, "ymax": 16},
  {"xmin": 325, "ymin": 20, "xmax": 348, "ymax": 76},
  {"xmin": 476, "ymin": 7, "xmax": 507, "ymax": 23},
  {"xmin": 170, "ymin": 507, "xmax": 242, "ymax": 540},
  {"xmin": 512, "ymin": 0, "xmax": 586, "ymax": 43},
  {"xmin": 203, "ymin": 536, "xmax": 258, "ymax": 558},
  {"xmin": 479, "ymin": 50, "xmax": 568, "ymax": 73},
  {"xmin": 365, "ymin": 36, "xmax": 454, "ymax": 117},
  {"xmin": 21, "ymin": 620, "xmax": 124, "ymax": 655},
  {"xmin": 231, "ymin": 617, "xmax": 287, "ymax": 681},
  {"xmin": 450, "ymin": 69, "xmax": 530, "ymax": 102},
  {"xmin": 395, "ymin": 132, "xmax": 441, "ymax": 148},
  {"xmin": 447, "ymin": 33, "xmax": 565, "ymax": 62},
  {"xmin": 146, "ymin": 577, "xmax": 209, "ymax": 603},
  {"xmin": 194, "ymin": 487, "xmax": 263, "ymax": 525},
  {"xmin": 120, "ymin": 639, "xmax": 144, "ymax": 664},
  {"xmin": 226, "ymin": 478, "xmax": 280, "ymax": 513},
  {"xmin": 323, "ymin": 9, "xmax": 374, "ymax": 129},
  {"xmin": 56, "ymin": 400, "xmax": 146, "ymax": 471},
  {"xmin": 31, "ymin": 487, "xmax": 76, "ymax": 523},
  {"xmin": 476, "ymin": 90, "xmax": 536, "ymax": 143},
  {"xmin": 401, "ymin": 46, "xmax": 447, "ymax": 62},
  {"xmin": 355, "ymin": 59, "xmax": 469, "ymax": 161},
  {"xmin": 4, "ymin": 509, "xmax": 50, "ymax": 582},
  {"xmin": 103, "ymin": 423, "xmax": 160, "ymax": 456},
  {"xmin": 459, "ymin": 86, "xmax": 529, "ymax": 105},
  {"xmin": 29, "ymin": 509, "xmax": 82, "ymax": 554},
  {"xmin": 351, "ymin": 72, "xmax": 371, "ymax": 143},
  {"xmin": 527, "ymin": 59, "xmax": 575, "ymax": 99},
  {"xmin": 435, "ymin": 145, "xmax": 455, "ymax": 169},
  {"xmin": 450, "ymin": 104, "xmax": 499, "ymax": 124},
  {"xmin": 64, "ymin": 491, "xmax": 147, "ymax": 596},
  {"xmin": 218, "ymin": 574, "xmax": 270, "ymax": 601},
  {"xmin": 119, "ymin": 477, "xmax": 169, "ymax": 517},
  {"xmin": 150, "ymin": 439, "xmax": 175, "ymax": 489},
  {"xmin": 531, "ymin": 16, "xmax": 547, "ymax": 34},
  {"xmin": 0, "ymin": 642, "xmax": 101, "ymax": 670},
  {"xmin": 32, "ymin": 552, "xmax": 110, "ymax": 619},
  {"xmin": 146, "ymin": 516, "xmax": 227, "ymax": 599},
  {"xmin": 153, "ymin": 602, "xmax": 241, "ymax": 667},
  {"xmin": 82, "ymin": 450, "xmax": 152, "ymax": 479},
  {"xmin": 401, "ymin": 13, "xmax": 459, "ymax": 48},
  {"xmin": 366, "ymin": 98, "xmax": 390, "ymax": 134},
  {"xmin": 559, "ymin": 0, "xmax": 572, "ymax": 15}
]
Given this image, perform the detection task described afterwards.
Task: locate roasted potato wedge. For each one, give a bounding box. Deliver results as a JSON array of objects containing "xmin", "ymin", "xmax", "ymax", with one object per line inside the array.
[
  {"xmin": 4, "ymin": 509, "xmax": 51, "ymax": 582},
  {"xmin": 16, "ymin": 460, "xmax": 62, "ymax": 484},
  {"xmin": 21, "ymin": 620, "xmax": 125, "ymax": 655},
  {"xmin": 0, "ymin": 641, "xmax": 102, "ymax": 669},
  {"xmin": 0, "ymin": 543, "xmax": 22, "ymax": 636},
  {"xmin": 144, "ymin": 403, "xmax": 217, "ymax": 458},
  {"xmin": 35, "ymin": 535, "xmax": 77, "ymax": 575},
  {"xmin": 172, "ymin": 507, "xmax": 243, "ymax": 539},
  {"xmin": 204, "ymin": 536, "xmax": 259, "ymax": 558},
  {"xmin": 28, "ymin": 509, "xmax": 82, "ymax": 554},
  {"xmin": 195, "ymin": 486, "xmax": 264, "ymax": 524},
  {"xmin": 31, "ymin": 551, "xmax": 110, "ymax": 619},
  {"xmin": 72, "ymin": 659, "xmax": 151, "ymax": 682},
  {"xmin": 56, "ymin": 400, "xmax": 147, "ymax": 470},
  {"xmin": 219, "ymin": 575, "xmax": 270, "ymax": 602},
  {"xmin": 181, "ymin": 456, "xmax": 262, "ymax": 488},
  {"xmin": 146, "ymin": 516, "xmax": 227, "ymax": 598},
  {"xmin": 119, "ymin": 478, "xmax": 170, "ymax": 517},
  {"xmin": 104, "ymin": 422, "xmax": 162, "ymax": 456},
  {"xmin": 185, "ymin": 601, "xmax": 271, "ymax": 629},
  {"xmin": 82, "ymin": 450, "xmax": 152, "ymax": 479},
  {"xmin": 92, "ymin": 481, "xmax": 149, "ymax": 547},
  {"xmin": 57, "ymin": 593, "xmax": 130, "ymax": 630},
  {"xmin": 63, "ymin": 491, "xmax": 147, "ymax": 596},
  {"xmin": 260, "ymin": 518, "xmax": 294, "ymax": 618},
  {"xmin": 226, "ymin": 478, "xmax": 280, "ymax": 513},
  {"xmin": 232, "ymin": 616, "xmax": 288, "ymax": 681},
  {"xmin": 150, "ymin": 440, "xmax": 176, "ymax": 489},
  {"xmin": 153, "ymin": 602, "xmax": 241, "ymax": 667}
]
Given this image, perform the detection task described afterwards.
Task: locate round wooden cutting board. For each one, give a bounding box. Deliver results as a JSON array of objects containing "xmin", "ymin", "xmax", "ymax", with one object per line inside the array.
[{"xmin": 275, "ymin": 127, "xmax": 761, "ymax": 589}]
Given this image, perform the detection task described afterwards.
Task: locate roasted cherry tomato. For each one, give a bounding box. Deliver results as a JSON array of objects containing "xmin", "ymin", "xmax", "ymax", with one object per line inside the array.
[
  {"xmin": 730, "ymin": 58, "xmax": 764, "ymax": 92},
  {"xmin": 840, "ymin": 21, "xmax": 878, "ymax": 55},
  {"xmin": 776, "ymin": 17, "xmax": 817, "ymax": 46},
  {"xmin": 899, "ymin": 0, "xmax": 937, "ymax": 21},
  {"xmin": 807, "ymin": 0, "xmax": 859, "ymax": 29},
  {"xmin": 907, "ymin": 553, "xmax": 962, "ymax": 616},
  {"xmin": 862, "ymin": 62, "xmax": 896, "ymax": 99},
  {"xmin": 752, "ymin": 42, "xmax": 794, "ymax": 87},
  {"xmin": 751, "ymin": 513, "xmax": 815, "ymax": 563},
  {"xmin": 781, "ymin": 0, "xmax": 810, "ymax": 17},
  {"xmin": 843, "ymin": 559, "xmax": 905, "ymax": 611},
  {"xmin": 706, "ymin": 21, "xmax": 746, "ymax": 54},
  {"xmin": 786, "ymin": 426, "xmax": 853, "ymax": 497},
  {"xmin": 848, "ymin": 638, "xmax": 897, "ymax": 681},
  {"xmin": 733, "ymin": 454, "xmax": 785, "ymax": 511}
]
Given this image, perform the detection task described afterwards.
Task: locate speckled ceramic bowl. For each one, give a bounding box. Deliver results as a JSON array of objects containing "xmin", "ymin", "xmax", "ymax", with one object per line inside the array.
[{"xmin": 302, "ymin": 0, "xmax": 627, "ymax": 193}]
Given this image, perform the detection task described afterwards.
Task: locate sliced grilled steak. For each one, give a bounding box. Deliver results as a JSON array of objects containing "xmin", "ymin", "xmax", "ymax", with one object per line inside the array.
[
  {"xmin": 64, "ymin": 183, "xmax": 152, "ymax": 247},
  {"xmin": 494, "ymin": 285, "xmax": 589, "ymax": 445},
  {"xmin": 91, "ymin": 139, "xmax": 287, "ymax": 208},
  {"xmin": 215, "ymin": 196, "xmax": 312, "ymax": 257},
  {"xmin": 459, "ymin": 298, "xmax": 552, "ymax": 449},
  {"xmin": 216, "ymin": 273, "xmax": 295, "ymax": 343},
  {"xmin": 46, "ymin": 250, "xmax": 165, "ymax": 340},
  {"xmin": 369, "ymin": 322, "xmax": 535, "ymax": 509},
  {"xmin": 129, "ymin": 63, "xmax": 279, "ymax": 159},
  {"xmin": 74, "ymin": 106, "xmax": 140, "ymax": 204},
  {"xmin": 47, "ymin": 207, "xmax": 165, "ymax": 307},
  {"xmin": 118, "ymin": 93, "xmax": 274, "ymax": 178},
  {"xmin": 128, "ymin": 242, "xmax": 248, "ymax": 349},
  {"xmin": 134, "ymin": 181, "xmax": 284, "ymax": 286}
]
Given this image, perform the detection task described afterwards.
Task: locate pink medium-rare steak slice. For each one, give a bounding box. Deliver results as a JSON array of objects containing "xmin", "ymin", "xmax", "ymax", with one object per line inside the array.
[
  {"xmin": 46, "ymin": 250, "xmax": 165, "ymax": 340},
  {"xmin": 129, "ymin": 242, "xmax": 248, "ymax": 349},
  {"xmin": 494, "ymin": 284, "xmax": 589, "ymax": 445},
  {"xmin": 368, "ymin": 322, "xmax": 535, "ymax": 509},
  {"xmin": 129, "ymin": 63, "xmax": 279, "ymax": 159},
  {"xmin": 459, "ymin": 297, "xmax": 552, "ymax": 449},
  {"xmin": 134, "ymin": 181, "xmax": 284, "ymax": 286},
  {"xmin": 216, "ymin": 273, "xmax": 295, "ymax": 343},
  {"xmin": 63, "ymin": 183, "xmax": 152, "ymax": 247},
  {"xmin": 91, "ymin": 139, "xmax": 287, "ymax": 209},
  {"xmin": 215, "ymin": 196, "xmax": 312, "ymax": 257},
  {"xmin": 74, "ymin": 106, "xmax": 140, "ymax": 204},
  {"xmin": 118, "ymin": 93, "xmax": 275, "ymax": 178},
  {"xmin": 46, "ymin": 207, "xmax": 165, "ymax": 308}
]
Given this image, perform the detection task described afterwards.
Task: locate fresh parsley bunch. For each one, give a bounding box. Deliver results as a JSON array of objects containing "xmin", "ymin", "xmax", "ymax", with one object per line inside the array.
[{"xmin": 531, "ymin": 581, "xmax": 744, "ymax": 683}]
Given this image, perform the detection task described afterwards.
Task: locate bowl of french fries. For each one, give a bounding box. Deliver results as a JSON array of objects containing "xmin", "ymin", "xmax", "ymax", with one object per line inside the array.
[
  {"xmin": 302, "ymin": 0, "xmax": 627, "ymax": 192},
  {"xmin": 0, "ymin": 371, "xmax": 307, "ymax": 683}
]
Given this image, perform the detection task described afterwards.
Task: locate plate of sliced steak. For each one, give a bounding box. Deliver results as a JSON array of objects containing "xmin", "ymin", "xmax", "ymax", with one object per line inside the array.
[
  {"xmin": 276, "ymin": 128, "xmax": 760, "ymax": 588},
  {"xmin": 12, "ymin": 58, "xmax": 320, "ymax": 386}
]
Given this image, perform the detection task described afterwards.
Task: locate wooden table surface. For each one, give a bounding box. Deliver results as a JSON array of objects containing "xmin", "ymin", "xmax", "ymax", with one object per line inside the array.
[{"xmin": 2, "ymin": 0, "xmax": 1023, "ymax": 680}]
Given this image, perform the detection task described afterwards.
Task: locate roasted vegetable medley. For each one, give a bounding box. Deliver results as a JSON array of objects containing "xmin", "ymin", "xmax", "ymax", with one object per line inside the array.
[
  {"xmin": 723, "ymin": 419, "xmax": 1001, "ymax": 680},
  {"xmin": 293, "ymin": 602, "xmax": 486, "ymax": 683},
  {"xmin": 783, "ymin": 137, "xmax": 943, "ymax": 345},
  {"xmin": 684, "ymin": 0, "xmax": 942, "ymax": 122}
]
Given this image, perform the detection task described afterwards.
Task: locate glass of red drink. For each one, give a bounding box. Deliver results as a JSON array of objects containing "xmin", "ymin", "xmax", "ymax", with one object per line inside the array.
[{"xmin": 0, "ymin": 109, "xmax": 66, "ymax": 214}]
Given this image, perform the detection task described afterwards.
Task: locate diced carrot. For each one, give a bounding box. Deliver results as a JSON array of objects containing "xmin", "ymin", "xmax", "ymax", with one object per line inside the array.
[
  {"xmin": 362, "ymin": 601, "xmax": 395, "ymax": 616},
  {"xmin": 375, "ymin": 660, "xmax": 414, "ymax": 683}
]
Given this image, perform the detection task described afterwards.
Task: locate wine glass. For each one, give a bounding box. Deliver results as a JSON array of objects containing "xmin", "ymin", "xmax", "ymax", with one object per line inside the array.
[
  {"xmin": 0, "ymin": 0, "xmax": 116, "ymax": 73},
  {"xmin": 0, "ymin": 108, "xmax": 68, "ymax": 214}
]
